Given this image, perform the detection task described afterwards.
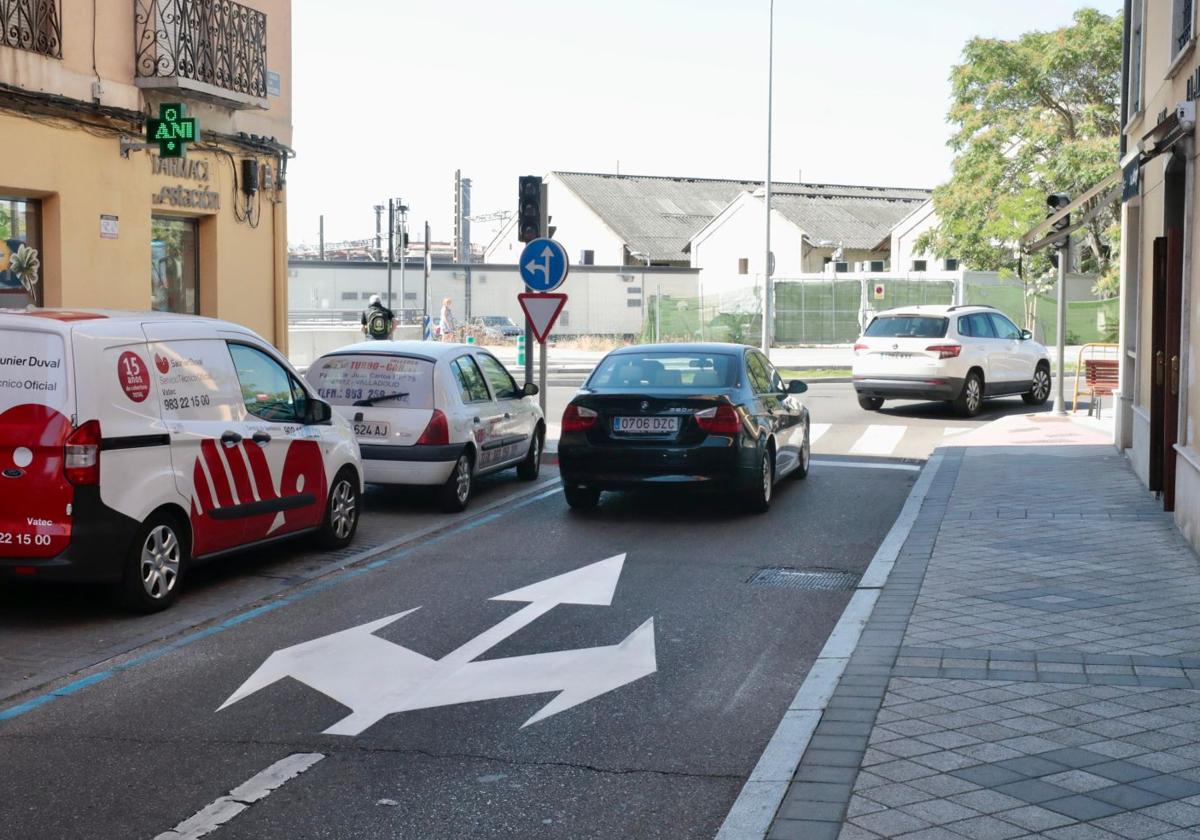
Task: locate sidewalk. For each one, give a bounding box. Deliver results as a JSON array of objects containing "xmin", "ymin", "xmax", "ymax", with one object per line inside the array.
[{"xmin": 758, "ymin": 417, "xmax": 1200, "ymax": 839}]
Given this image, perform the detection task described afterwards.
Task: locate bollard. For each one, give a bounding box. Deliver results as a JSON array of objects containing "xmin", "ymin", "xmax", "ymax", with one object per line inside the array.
[
  {"xmin": 517, "ymin": 334, "xmax": 525, "ymax": 367},
  {"xmin": 466, "ymin": 335, "xmax": 475, "ymax": 345}
]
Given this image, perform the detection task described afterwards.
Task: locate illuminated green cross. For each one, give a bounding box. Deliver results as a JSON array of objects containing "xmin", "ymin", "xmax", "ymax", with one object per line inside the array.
[{"xmin": 146, "ymin": 103, "xmax": 199, "ymax": 158}]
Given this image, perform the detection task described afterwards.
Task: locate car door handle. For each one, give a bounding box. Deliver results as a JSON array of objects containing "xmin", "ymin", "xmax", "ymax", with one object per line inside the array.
[
  {"xmin": 252, "ymin": 431, "xmax": 272, "ymax": 446},
  {"xmin": 220, "ymin": 431, "xmax": 243, "ymax": 446}
]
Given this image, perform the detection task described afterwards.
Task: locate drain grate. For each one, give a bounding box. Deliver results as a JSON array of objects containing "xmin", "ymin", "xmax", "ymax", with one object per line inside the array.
[{"xmin": 748, "ymin": 567, "xmax": 861, "ymax": 591}]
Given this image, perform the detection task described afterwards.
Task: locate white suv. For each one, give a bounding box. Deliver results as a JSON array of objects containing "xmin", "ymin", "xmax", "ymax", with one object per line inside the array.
[{"xmin": 852, "ymin": 305, "xmax": 1050, "ymax": 417}]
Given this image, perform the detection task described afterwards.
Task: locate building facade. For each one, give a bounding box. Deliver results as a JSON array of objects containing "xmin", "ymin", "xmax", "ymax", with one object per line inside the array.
[
  {"xmin": 0, "ymin": 0, "xmax": 292, "ymax": 346},
  {"xmin": 1119, "ymin": 0, "xmax": 1200, "ymax": 548}
]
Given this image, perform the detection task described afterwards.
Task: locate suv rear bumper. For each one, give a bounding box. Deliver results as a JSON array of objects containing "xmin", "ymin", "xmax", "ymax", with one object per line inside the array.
[{"xmin": 854, "ymin": 375, "xmax": 963, "ymax": 401}]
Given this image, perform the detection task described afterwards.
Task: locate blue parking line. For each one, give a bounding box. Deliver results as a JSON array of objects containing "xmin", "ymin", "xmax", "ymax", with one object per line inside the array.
[{"xmin": 0, "ymin": 486, "xmax": 562, "ymax": 726}]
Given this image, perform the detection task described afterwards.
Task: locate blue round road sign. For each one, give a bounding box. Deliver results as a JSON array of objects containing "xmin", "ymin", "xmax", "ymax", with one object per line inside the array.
[{"xmin": 519, "ymin": 238, "xmax": 570, "ymax": 292}]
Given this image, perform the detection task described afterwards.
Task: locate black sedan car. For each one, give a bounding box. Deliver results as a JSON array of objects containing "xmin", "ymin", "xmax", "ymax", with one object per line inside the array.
[{"xmin": 558, "ymin": 343, "xmax": 810, "ymax": 512}]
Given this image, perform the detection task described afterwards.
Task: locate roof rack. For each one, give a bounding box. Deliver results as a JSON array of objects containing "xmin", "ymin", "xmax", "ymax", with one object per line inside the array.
[{"xmin": 946, "ymin": 304, "xmax": 996, "ymax": 312}]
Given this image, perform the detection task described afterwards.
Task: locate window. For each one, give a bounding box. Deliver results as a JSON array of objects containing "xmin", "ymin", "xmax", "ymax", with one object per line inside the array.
[
  {"xmin": 627, "ymin": 286, "xmax": 641, "ymax": 294},
  {"xmin": 151, "ymin": 216, "xmax": 199, "ymax": 314},
  {"xmin": 0, "ymin": 197, "xmax": 43, "ymax": 308},
  {"xmin": 559, "ymin": 311, "xmax": 570, "ymax": 327},
  {"xmin": 1, "ymin": 0, "xmax": 61, "ymax": 58},
  {"xmin": 580, "ymin": 250, "xmax": 595, "ymax": 265},
  {"xmin": 738, "ymin": 258, "xmax": 749, "ymax": 275},
  {"xmin": 1175, "ymin": 0, "xmax": 1194, "ymax": 55},
  {"xmin": 404, "ymin": 292, "xmax": 417, "ymax": 300},
  {"xmin": 476, "ymin": 353, "xmax": 520, "ymax": 399},
  {"xmin": 943, "ymin": 258, "xmax": 959, "ymax": 271},
  {"xmin": 228, "ymin": 344, "xmax": 307, "ymax": 423},
  {"xmin": 988, "ymin": 313, "xmax": 1022, "ymax": 340},
  {"xmin": 588, "ymin": 352, "xmax": 738, "ymax": 389},
  {"xmin": 911, "ymin": 259, "xmax": 928, "ymax": 272},
  {"xmin": 306, "ymin": 354, "xmax": 434, "ymax": 408},
  {"xmin": 864, "ymin": 316, "xmax": 948, "ymax": 338},
  {"xmin": 451, "ymin": 356, "xmax": 491, "ymax": 403},
  {"xmin": 964, "ymin": 313, "xmax": 997, "ymax": 338},
  {"xmin": 627, "ymin": 299, "xmax": 642, "ymax": 307},
  {"xmin": 341, "ymin": 291, "xmax": 358, "ymax": 301},
  {"xmin": 1129, "ymin": 0, "xmax": 1144, "ymax": 114},
  {"xmin": 746, "ymin": 353, "xmax": 772, "ymax": 395}
]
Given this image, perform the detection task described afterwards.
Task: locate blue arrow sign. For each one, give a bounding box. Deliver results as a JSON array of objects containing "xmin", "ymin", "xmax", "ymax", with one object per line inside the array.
[{"xmin": 519, "ymin": 238, "xmax": 570, "ymax": 292}]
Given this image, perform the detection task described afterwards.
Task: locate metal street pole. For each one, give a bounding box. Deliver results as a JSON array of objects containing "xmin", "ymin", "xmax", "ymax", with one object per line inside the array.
[
  {"xmin": 422, "ymin": 221, "xmax": 431, "ymax": 338},
  {"xmin": 762, "ymin": 0, "xmax": 775, "ymax": 357},
  {"xmin": 1053, "ymin": 240, "xmax": 1068, "ymax": 414},
  {"xmin": 386, "ymin": 199, "xmax": 394, "ymax": 306},
  {"xmin": 398, "ymin": 201, "xmax": 407, "ymax": 322}
]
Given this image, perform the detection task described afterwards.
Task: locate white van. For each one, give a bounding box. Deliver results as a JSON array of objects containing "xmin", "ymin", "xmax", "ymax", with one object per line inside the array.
[{"xmin": 0, "ymin": 309, "xmax": 362, "ymax": 611}]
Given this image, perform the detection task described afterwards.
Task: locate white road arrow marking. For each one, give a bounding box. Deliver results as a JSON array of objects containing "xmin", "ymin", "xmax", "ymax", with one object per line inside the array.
[{"xmin": 218, "ymin": 554, "xmax": 656, "ymax": 735}]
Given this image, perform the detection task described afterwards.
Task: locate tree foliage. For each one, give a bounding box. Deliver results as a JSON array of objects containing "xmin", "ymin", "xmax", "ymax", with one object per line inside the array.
[{"xmin": 916, "ymin": 8, "xmax": 1123, "ymax": 297}]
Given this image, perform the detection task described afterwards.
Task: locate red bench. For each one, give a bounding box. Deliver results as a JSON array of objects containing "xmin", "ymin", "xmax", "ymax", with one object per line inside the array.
[{"xmin": 1083, "ymin": 359, "xmax": 1119, "ymax": 417}]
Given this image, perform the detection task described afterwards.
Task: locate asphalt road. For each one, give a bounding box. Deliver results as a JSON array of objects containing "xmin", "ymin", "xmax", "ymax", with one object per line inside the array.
[{"xmin": 0, "ymin": 462, "xmax": 913, "ymax": 839}]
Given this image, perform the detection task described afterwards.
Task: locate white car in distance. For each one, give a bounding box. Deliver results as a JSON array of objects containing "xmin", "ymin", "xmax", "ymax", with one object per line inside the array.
[
  {"xmin": 306, "ymin": 341, "xmax": 545, "ymax": 511},
  {"xmin": 852, "ymin": 305, "xmax": 1051, "ymax": 417}
]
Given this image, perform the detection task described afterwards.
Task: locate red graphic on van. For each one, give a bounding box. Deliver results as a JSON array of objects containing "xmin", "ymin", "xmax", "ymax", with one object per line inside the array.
[
  {"xmin": 155, "ymin": 353, "xmax": 171, "ymax": 375},
  {"xmin": 117, "ymin": 351, "xmax": 151, "ymax": 403},
  {"xmin": 0, "ymin": 403, "xmax": 73, "ymax": 558},
  {"xmin": 189, "ymin": 438, "xmax": 327, "ymax": 558}
]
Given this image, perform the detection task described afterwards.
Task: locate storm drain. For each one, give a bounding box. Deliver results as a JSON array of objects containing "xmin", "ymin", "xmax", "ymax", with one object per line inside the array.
[{"xmin": 748, "ymin": 567, "xmax": 861, "ymax": 591}]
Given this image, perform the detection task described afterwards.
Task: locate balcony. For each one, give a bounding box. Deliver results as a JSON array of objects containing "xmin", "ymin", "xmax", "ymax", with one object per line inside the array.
[
  {"xmin": 134, "ymin": 0, "xmax": 268, "ymax": 110},
  {"xmin": 0, "ymin": 0, "xmax": 63, "ymax": 59}
]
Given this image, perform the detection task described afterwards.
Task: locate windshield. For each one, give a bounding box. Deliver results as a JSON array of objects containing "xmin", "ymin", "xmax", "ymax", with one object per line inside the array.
[
  {"xmin": 588, "ymin": 351, "xmax": 738, "ymax": 390},
  {"xmin": 864, "ymin": 316, "xmax": 949, "ymax": 339},
  {"xmin": 306, "ymin": 354, "xmax": 434, "ymax": 408}
]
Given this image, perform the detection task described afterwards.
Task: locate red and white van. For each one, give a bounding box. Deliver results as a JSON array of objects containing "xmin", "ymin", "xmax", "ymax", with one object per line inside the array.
[{"xmin": 0, "ymin": 310, "xmax": 362, "ymax": 611}]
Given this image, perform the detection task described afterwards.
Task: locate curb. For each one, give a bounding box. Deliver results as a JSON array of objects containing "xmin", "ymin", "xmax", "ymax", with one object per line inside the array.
[{"xmin": 714, "ymin": 449, "xmax": 945, "ymax": 840}]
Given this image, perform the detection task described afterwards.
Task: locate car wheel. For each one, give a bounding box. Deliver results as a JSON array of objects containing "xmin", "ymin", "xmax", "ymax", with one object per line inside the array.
[
  {"xmin": 791, "ymin": 422, "xmax": 810, "ymax": 480},
  {"xmin": 953, "ymin": 371, "xmax": 984, "ymax": 418},
  {"xmin": 857, "ymin": 395, "xmax": 884, "ymax": 411},
  {"xmin": 438, "ymin": 452, "xmax": 474, "ymax": 512},
  {"xmin": 319, "ymin": 468, "xmax": 360, "ymax": 549},
  {"xmin": 1023, "ymin": 364, "xmax": 1051, "ymax": 405},
  {"xmin": 516, "ymin": 427, "xmax": 543, "ymax": 481},
  {"xmin": 563, "ymin": 484, "xmax": 600, "ymax": 510},
  {"xmin": 746, "ymin": 446, "xmax": 774, "ymax": 513},
  {"xmin": 119, "ymin": 511, "xmax": 187, "ymax": 613}
]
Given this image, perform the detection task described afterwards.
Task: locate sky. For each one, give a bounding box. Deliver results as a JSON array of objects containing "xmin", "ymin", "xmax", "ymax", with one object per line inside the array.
[{"xmin": 287, "ymin": 0, "xmax": 1119, "ymax": 249}]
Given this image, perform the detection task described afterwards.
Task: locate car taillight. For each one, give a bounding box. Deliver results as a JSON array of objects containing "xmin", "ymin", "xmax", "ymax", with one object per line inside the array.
[
  {"xmin": 416, "ymin": 409, "xmax": 449, "ymax": 446},
  {"xmin": 562, "ymin": 404, "xmax": 598, "ymax": 433},
  {"xmin": 695, "ymin": 404, "xmax": 741, "ymax": 435},
  {"xmin": 926, "ymin": 344, "xmax": 962, "ymax": 359},
  {"xmin": 64, "ymin": 419, "xmax": 101, "ymax": 486},
  {"xmin": 853, "ymin": 342, "xmax": 869, "ymax": 353}
]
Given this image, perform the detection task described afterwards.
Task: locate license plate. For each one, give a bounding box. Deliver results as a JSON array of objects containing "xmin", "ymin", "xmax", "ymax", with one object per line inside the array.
[
  {"xmin": 613, "ymin": 416, "xmax": 680, "ymax": 434},
  {"xmin": 354, "ymin": 421, "xmax": 390, "ymax": 438},
  {"xmin": 881, "ymin": 352, "xmax": 914, "ymax": 358}
]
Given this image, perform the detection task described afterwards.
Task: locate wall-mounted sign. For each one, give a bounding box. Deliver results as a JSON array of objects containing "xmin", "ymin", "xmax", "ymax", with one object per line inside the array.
[
  {"xmin": 99, "ymin": 214, "xmax": 119, "ymax": 240},
  {"xmin": 152, "ymin": 157, "xmax": 210, "ymax": 183},
  {"xmin": 152, "ymin": 186, "xmax": 220, "ymax": 211},
  {"xmin": 267, "ymin": 71, "xmax": 281, "ymax": 97},
  {"xmin": 146, "ymin": 103, "xmax": 199, "ymax": 159},
  {"xmin": 873, "ymin": 283, "xmax": 885, "ymax": 300}
]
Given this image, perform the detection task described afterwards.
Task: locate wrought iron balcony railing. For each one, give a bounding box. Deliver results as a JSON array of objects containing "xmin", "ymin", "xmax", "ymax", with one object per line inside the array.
[
  {"xmin": 135, "ymin": 0, "xmax": 267, "ymax": 106},
  {"xmin": 1181, "ymin": 0, "xmax": 1194, "ymax": 52},
  {"xmin": 0, "ymin": 0, "xmax": 62, "ymax": 58}
]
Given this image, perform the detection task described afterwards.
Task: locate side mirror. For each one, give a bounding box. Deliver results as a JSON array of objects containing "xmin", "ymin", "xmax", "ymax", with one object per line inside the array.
[
  {"xmin": 786, "ymin": 380, "xmax": 808, "ymax": 395},
  {"xmin": 307, "ymin": 398, "xmax": 333, "ymax": 424},
  {"xmin": 523, "ymin": 382, "xmax": 540, "ymax": 397},
  {"xmin": 1020, "ymin": 329, "xmax": 1033, "ymax": 340}
]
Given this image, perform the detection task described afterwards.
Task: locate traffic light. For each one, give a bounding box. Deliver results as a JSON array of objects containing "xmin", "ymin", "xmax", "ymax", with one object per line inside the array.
[
  {"xmin": 518, "ymin": 176, "xmax": 541, "ymax": 243},
  {"xmin": 1046, "ymin": 193, "xmax": 1071, "ymax": 250}
]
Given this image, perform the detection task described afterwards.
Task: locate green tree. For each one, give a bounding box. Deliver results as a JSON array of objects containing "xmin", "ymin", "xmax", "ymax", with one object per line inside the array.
[{"xmin": 916, "ymin": 8, "xmax": 1123, "ymax": 300}]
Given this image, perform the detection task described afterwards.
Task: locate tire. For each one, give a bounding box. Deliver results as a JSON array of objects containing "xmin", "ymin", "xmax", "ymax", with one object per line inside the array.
[
  {"xmin": 319, "ymin": 468, "xmax": 360, "ymax": 549},
  {"xmin": 438, "ymin": 451, "xmax": 474, "ymax": 512},
  {"xmin": 746, "ymin": 446, "xmax": 774, "ymax": 513},
  {"xmin": 857, "ymin": 395, "xmax": 884, "ymax": 411},
  {"xmin": 1023, "ymin": 364, "xmax": 1051, "ymax": 405},
  {"xmin": 516, "ymin": 427, "xmax": 543, "ymax": 481},
  {"xmin": 563, "ymin": 484, "xmax": 600, "ymax": 510},
  {"xmin": 953, "ymin": 371, "xmax": 984, "ymax": 418},
  {"xmin": 119, "ymin": 511, "xmax": 188, "ymax": 613},
  {"xmin": 791, "ymin": 422, "xmax": 810, "ymax": 480}
]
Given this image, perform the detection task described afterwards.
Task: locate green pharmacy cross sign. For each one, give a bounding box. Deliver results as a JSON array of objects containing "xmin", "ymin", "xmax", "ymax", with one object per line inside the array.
[{"xmin": 146, "ymin": 103, "xmax": 199, "ymax": 158}]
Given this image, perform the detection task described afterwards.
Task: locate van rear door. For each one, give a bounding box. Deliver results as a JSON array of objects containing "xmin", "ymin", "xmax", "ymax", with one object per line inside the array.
[{"xmin": 0, "ymin": 325, "xmax": 73, "ymax": 559}]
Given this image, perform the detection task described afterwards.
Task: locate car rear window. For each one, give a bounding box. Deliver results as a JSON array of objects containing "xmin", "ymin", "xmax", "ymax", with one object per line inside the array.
[
  {"xmin": 864, "ymin": 316, "xmax": 948, "ymax": 339},
  {"xmin": 0, "ymin": 330, "xmax": 68, "ymax": 413},
  {"xmin": 588, "ymin": 351, "xmax": 738, "ymax": 389},
  {"xmin": 307, "ymin": 354, "xmax": 434, "ymax": 408}
]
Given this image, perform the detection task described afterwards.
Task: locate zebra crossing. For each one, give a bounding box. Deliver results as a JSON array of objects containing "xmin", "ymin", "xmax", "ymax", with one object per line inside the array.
[{"xmin": 810, "ymin": 421, "xmax": 970, "ymax": 461}]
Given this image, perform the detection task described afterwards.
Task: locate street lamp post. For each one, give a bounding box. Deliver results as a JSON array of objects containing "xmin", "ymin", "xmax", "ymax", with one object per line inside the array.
[{"xmin": 762, "ymin": 0, "xmax": 775, "ymax": 357}]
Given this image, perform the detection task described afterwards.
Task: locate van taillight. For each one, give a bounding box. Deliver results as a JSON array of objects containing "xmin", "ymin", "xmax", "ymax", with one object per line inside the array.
[
  {"xmin": 561, "ymin": 404, "xmax": 598, "ymax": 433},
  {"xmin": 416, "ymin": 410, "xmax": 449, "ymax": 446},
  {"xmin": 695, "ymin": 404, "xmax": 741, "ymax": 435},
  {"xmin": 926, "ymin": 344, "xmax": 962, "ymax": 359},
  {"xmin": 64, "ymin": 420, "xmax": 101, "ymax": 486}
]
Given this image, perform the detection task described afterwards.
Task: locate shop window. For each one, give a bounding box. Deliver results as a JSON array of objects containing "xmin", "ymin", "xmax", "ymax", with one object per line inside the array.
[
  {"xmin": 0, "ymin": 197, "xmax": 43, "ymax": 308},
  {"xmin": 151, "ymin": 216, "xmax": 199, "ymax": 314}
]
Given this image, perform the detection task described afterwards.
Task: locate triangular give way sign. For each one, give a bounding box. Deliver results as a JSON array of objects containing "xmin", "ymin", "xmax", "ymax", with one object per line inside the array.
[{"xmin": 518, "ymin": 293, "xmax": 567, "ymax": 343}]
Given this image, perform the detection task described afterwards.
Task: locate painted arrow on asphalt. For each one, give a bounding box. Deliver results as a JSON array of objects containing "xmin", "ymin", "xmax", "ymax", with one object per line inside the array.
[{"xmin": 218, "ymin": 554, "xmax": 656, "ymax": 735}]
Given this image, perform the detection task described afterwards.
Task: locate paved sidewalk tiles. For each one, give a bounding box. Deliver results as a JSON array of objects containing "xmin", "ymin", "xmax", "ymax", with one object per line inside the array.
[{"xmin": 768, "ymin": 445, "xmax": 1200, "ymax": 840}]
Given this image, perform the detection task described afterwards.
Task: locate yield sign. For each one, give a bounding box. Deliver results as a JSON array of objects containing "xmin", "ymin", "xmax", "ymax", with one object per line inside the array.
[
  {"xmin": 518, "ymin": 292, "xmax": 567, "ymax": 343},
  {"xmin": 218, "ymin": 554, "xmax": 656, "ymax": 735}
]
